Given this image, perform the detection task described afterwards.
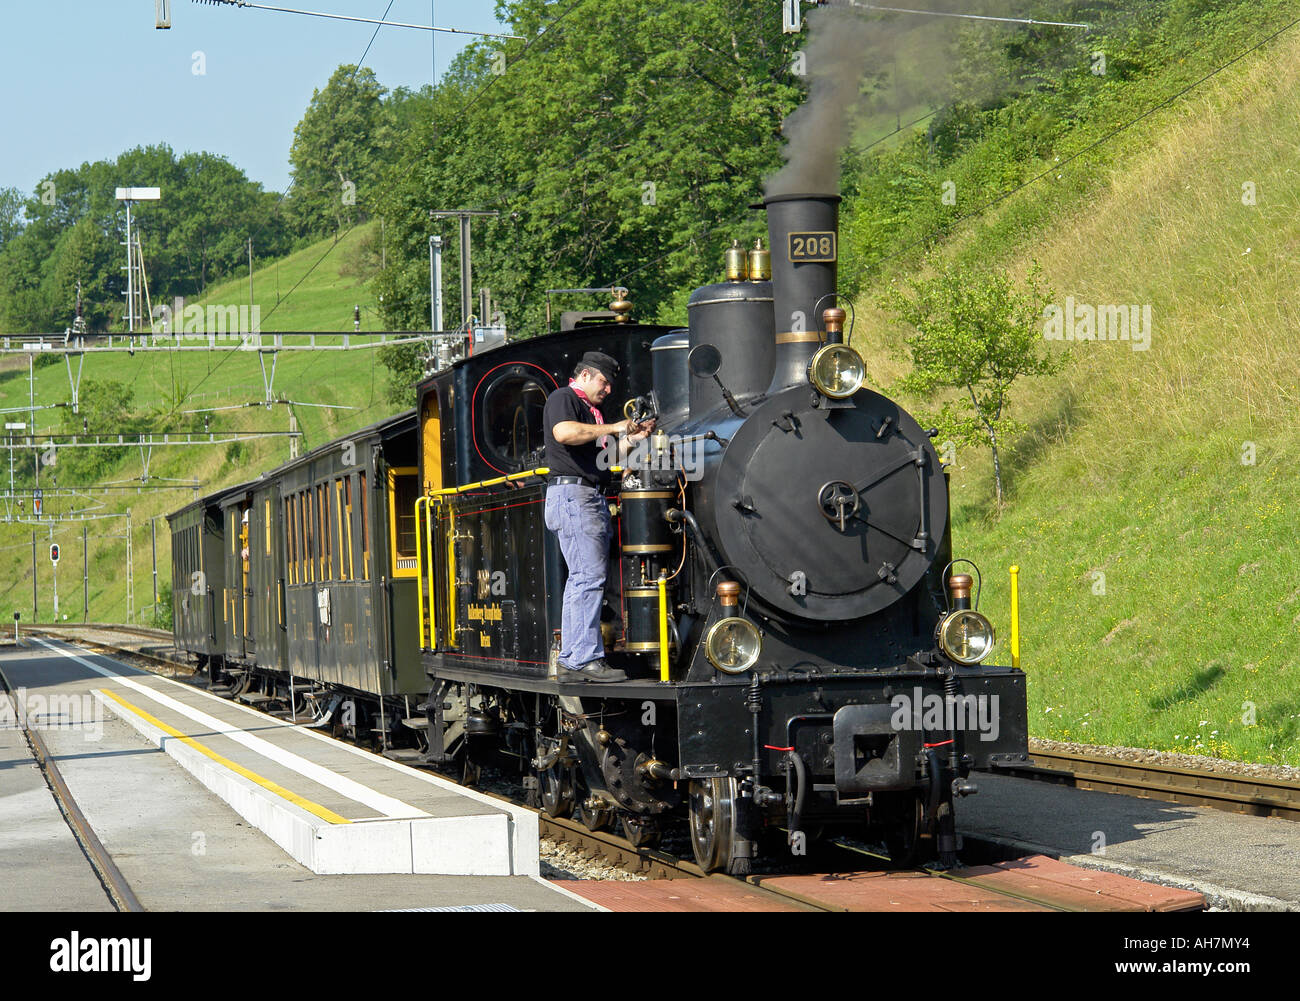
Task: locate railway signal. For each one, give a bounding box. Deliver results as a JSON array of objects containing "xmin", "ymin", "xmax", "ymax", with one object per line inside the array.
[{"xmin": 50, "ymin": 543, "xmax": 60, "ymax": 565}]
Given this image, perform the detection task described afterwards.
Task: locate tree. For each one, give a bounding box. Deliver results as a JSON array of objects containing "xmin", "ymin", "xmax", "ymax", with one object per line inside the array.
[
  {"xmin": 288, "ymin": 65, "xmax": 391, "ymax": 237},
  {"xmin": 884, "ymin": 261, "xmax": 1062, "ymax": 506},
  {"xmin": 372, "ymin": 0, "xmax": 804, "ymax": 335},
  {"xmin": 0, "ymin": 145, "xmax": 290, "ymax": 330},
  {"xmin": 377, "ymin": 343, "xmax": 425, "ymax": 408},
  {"xmin": 0, "ymin": 187, "xmax": 24, "ymax": 249}
]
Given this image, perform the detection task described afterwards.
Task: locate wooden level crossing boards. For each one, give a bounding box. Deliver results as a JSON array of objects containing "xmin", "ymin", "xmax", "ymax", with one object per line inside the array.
[
  {"xmin": 566, "ymin": 856, "xmax": 1205, "ymax": 912},
  {"xmin": 752, "ymin": 855, "xmax": 1205, "ymax": 912}
]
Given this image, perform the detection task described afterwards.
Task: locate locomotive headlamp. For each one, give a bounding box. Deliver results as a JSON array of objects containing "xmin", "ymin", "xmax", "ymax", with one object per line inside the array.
[
  {"xmin": 705, "ymin": 617, "xmax": 762, "ymax": 674},
  {"xmin": 807, "ymin": 344, "xmax": 865, "ymax": 399},
  {"xmin": 937, "ymin": 610, "xmax": 996, "ymax": 665}
]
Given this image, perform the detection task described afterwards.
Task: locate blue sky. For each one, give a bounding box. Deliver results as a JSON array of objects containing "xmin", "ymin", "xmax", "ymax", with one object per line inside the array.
[{"xmin": 1, "ymin": 1, "xmax": 508, "ymax": 197}]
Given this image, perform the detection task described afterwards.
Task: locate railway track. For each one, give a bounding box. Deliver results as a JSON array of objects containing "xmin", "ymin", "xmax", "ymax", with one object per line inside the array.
[
  {"xmin": 27, "ymin": 622, "xmax": 171, "ymax": 643},
  {"xmin": 1013, "ymin": 746, "xmax": 1300, "ymax": 823},
  {"xmin": 29, "ymin": 627, "xmax": 190, "ymax": 678},
  {"xmin": 0, "ymin": 656, "xmax": 144, "ymax": 912},
  {"xmin": 28, "ymin": 627, "xmax": 1217, "ymax": 912}
]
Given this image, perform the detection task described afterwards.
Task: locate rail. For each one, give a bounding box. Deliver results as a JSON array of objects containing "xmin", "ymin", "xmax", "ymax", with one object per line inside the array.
[
  {"xmin": 1010, "ymin": 745, "xmax": 1300, "ymax": 823},
  {"xmin": 0, "ymin": 654, "xmax": 144, "ymax": 911}
]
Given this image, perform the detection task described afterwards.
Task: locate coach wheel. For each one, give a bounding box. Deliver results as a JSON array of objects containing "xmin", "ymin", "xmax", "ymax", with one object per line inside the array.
[
  {"xmin": 689, "ymin": 777, "xmax": 746, "ymax": 874},
  {"xmin": 620, "ymin": 813, "xmax": 661, "ymax": 849},
  {"xmin": 539, "ymin": 765, "xmax": 575, "ymax": 819}
]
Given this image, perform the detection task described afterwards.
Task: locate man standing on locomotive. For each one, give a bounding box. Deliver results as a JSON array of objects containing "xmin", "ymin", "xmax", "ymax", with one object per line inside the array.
[{"xmin": 544, "ymin": 351, "xmax": 655, "ymax": 682}]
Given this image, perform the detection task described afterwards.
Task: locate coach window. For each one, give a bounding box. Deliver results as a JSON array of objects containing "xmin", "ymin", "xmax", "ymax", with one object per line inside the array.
[
  {"xmin": 285, "ymin": 499, "xmax": 296, "ymax": 585},
  {"xmin": 359, "ymin": 471, "xmax": 370, "ymax": 581},
  {"xmin": 342, "ymin": 477, "xmax": 355, "ymax": 581},
  {"xmin": 387, "ymin": 466, "xmax": 418, "ymax": 576},
  {"xmin": 305, "ymin": 491, "xmax": 315, "ymax": 584},
  {"xmin": 264, "ymin": 498, "xmax": 272, "ymax": 556},
  {"xmin": 481, "ymin": 374, "xmax": 549, "ymax": 470},
  {"xmin": 334, "ymin": 478, "xmax": 350, "ymax": 581},
  {"xmin": 319, "ymin": 484, "xmax": 331, "ymax": 580}
]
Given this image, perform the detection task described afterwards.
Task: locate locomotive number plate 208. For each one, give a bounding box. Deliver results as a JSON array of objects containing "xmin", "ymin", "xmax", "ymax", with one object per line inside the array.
[{"xmin": 788, "ymin": 231, "xmax": 836, "ymax": 263}]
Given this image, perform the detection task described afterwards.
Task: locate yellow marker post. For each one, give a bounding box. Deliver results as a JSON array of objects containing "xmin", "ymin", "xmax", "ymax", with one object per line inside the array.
[
  {"xmin": 658, "ymin": 573, "xmax": 670, "ymax": 683},
  {"xmin": 1009, "ymin": 565, "xmax": 1021, "ymax": 670}
]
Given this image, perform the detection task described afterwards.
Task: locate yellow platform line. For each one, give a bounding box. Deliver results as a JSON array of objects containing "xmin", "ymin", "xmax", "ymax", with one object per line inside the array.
[{"xmin": 97, "ymin": 688, "xmax": 351, "ymax": 826}]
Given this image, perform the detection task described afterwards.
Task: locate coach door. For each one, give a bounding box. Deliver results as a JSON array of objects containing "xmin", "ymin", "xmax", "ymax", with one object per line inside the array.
[{"xmin": 223, "ymin": 502, "xmax": 246, "ymax": 661}]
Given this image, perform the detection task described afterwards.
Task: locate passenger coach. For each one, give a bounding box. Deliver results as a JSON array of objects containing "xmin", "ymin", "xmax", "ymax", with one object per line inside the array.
[{"xmin": 169, "ymin": 410, "xmax": 426, "ymax": 737}]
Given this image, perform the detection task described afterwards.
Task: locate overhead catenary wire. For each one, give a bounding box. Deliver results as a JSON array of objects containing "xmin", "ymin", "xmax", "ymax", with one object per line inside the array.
[
  {"xmin": 831, "ymin": 1, "xmax": 1090, "ymax": 30},
  {"xmin": 190, "ymin": 0, "xmax": 522, "ymax": 38}
]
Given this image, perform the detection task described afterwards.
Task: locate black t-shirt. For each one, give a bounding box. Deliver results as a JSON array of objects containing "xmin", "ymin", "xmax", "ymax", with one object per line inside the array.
[{"xmin": 543, "ymin": 386, "xmax": 609, "ymax": 486}]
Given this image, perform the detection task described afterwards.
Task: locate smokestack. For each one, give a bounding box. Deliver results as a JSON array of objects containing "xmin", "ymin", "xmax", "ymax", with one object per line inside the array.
[{"xmin": 763, "ymin": 192, "xmax": 840, "ymax": 395}]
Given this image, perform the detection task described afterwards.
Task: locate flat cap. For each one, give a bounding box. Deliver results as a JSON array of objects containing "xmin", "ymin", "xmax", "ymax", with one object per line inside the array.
[{"xmin": 578, "ymin": 350, "xmax": 620, "ymax": 382}]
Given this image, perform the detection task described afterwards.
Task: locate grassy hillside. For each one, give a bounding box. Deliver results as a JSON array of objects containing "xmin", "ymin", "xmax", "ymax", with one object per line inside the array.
[
  {"xmin": 852, "ymin": 16, "xmax": 1300, "ymax": 765},
  {"xmin": 194, "ymin": 223, "xmax": 382, "ymax": 332},
  {"xmin": 0, "ymin": 222, "xmax": 407, "ymax": 627}
]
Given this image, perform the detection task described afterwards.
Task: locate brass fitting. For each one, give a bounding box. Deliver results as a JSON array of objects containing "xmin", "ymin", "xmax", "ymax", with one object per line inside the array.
[
  {"xmin": 725, "ymin": 240, "xmax": 749, "ymax": 282},
  {"xmin": 948, "ymin": 573, "xmax": 973, "ymax": 611}
]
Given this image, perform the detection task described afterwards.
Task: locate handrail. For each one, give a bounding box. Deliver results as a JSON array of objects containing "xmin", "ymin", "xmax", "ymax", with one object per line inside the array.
[
  {"xmin": 415, "ymin": 496, "xmax": 429, "ymax": 649},
  {"xmin": 429, "ymin": 466, "xmax": 550, "ymax": 497},
  {"xmin": 428, "ymin": 464, "xmax": 629, "ymax": 498}
]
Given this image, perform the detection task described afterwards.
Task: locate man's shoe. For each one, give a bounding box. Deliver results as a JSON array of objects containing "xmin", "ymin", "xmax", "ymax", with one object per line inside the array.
[{"xmin": 568, "ymin": 659, "xmax": 627, "ymax": 683}]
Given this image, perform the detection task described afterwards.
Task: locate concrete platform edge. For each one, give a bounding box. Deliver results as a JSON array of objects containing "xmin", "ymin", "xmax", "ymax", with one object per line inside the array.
[
  {"xmin": 93, "ymin": 690, "xmax": 520, "ymax": 876},
  {"xmin": 963, "ymin": 832, "xmax": 1296, "ymax": 913}
]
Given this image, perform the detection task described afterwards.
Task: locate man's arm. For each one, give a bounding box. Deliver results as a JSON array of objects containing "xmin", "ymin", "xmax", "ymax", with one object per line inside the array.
[{"xmin": 552, "ymin": 419, "xmax": 635, "ymax": 445}]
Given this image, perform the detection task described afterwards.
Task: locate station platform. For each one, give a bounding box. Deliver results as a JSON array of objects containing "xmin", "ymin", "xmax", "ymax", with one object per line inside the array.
[
  {"xmin": 0, "ymin": 691, "xmax": 115, "ymax": 911},
  {"xmin": 3, "ymin": 636, "xmax": 542, "ymax": 881}
]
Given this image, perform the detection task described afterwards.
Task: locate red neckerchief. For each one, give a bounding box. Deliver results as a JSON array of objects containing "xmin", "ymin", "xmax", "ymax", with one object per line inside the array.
[{"xmin": 570, "ymin": 381, "xmax": 609, "ymax": 450}]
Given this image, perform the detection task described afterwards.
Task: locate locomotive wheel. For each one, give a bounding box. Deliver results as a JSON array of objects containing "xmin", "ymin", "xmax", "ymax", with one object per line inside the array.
[
  {"xmin": 620, "ymin": 813, "xmax": 662, "ymax": 849},
  {"xmin": 884, "ymin": 791, "xmax": 926, "ymax": 868},
  {"xmin": 577, "ymin": 796, "xmax": 613, "ymax": 832},
  {"xmin": 539, "ymin": 765, "xmax": 575, "ymax": 819},
  {"xmin": 689, "ymin": 777, "xmax": 744, "ymax": 874}
]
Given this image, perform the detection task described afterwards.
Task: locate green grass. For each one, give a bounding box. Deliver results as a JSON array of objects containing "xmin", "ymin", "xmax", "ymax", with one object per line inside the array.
[
  {"xmin": 0, "ymin": 223, "xmax": 406, "ymax": 627},
  {"xmin": 195, "ymin": 223, "xmax": 382, "ymax": 332},
  {"xmin": 850, "ymin": 11, "xmax": 1300, "ymax": 766}
]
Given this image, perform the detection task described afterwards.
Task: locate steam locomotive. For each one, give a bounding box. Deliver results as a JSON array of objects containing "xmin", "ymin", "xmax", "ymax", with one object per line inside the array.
[{"xmin": 169, "ymin": 191, "xmax": 1028, "ymax": 874}]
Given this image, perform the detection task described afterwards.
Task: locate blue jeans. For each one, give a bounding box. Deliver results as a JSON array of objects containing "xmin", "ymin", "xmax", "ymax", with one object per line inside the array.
[{"xmin": 544, "ymin": 484, "xmax": 612, "ymax": 669}]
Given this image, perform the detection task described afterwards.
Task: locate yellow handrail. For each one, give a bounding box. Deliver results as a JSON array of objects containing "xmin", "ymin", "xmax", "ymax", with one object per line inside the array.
[
  {"xmin": 658, "ymin": 573, "xmax": 670, "ymax": 683},
  {"xmin": 425, "ymin": 494, "xmax": 436, "ymax": 649},
  {"xmin": 415, "ymin": 496, "xmax": 428, "ymax": 649},
  {"xmin": 431, "ymin": 466, "xmax": 551, "ymax": 497}
]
